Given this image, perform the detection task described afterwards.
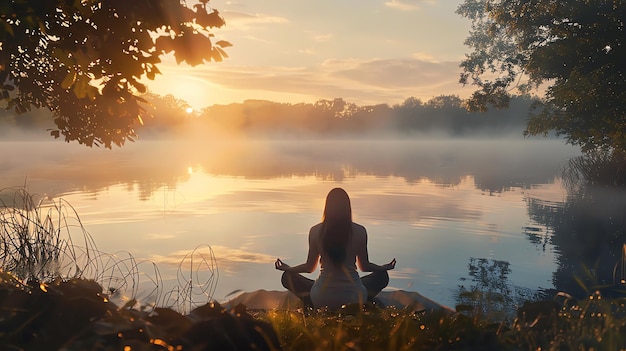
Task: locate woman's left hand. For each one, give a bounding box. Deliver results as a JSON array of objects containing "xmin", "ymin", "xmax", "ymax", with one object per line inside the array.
[
  {"xmin": 275, "ymin": 258, "xmax": 290, "ymax": 271},
  {"xmin": 382, "ymin": 258, "xmax": 396, "ymax": 270}
]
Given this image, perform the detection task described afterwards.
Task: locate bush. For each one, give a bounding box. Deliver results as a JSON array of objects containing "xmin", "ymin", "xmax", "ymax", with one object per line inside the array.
[{"xmin": 0, "ymin": 274, "xmax": 280, "ymax": 350}]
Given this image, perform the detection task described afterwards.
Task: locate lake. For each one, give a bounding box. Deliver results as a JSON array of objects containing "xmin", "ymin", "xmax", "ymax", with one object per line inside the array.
[{"xmin": 0, "ymin": 137, "xmax": 589, "ymax": 309}]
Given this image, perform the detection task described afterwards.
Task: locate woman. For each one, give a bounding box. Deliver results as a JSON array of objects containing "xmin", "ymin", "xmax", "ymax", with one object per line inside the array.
[{"xmin": 275, "ymin": 187, "xmax": 396, "ymax": 310}]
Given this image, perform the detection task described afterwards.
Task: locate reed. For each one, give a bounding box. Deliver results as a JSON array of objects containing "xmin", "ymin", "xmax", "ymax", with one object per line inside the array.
[
  {"xmin": 0, "ymin": 187, "xmax": 219, "ymax": 312},
  {"xmin": 562, "ymin": 149, "xmax": 626, "ymax": 190},
  {"xmin": 161, "ymin": 244, "xmax": 219, "ymax": 314},
  {"xmin": 0, "ymin": 187, "xmax": 97, "ymax": 282}
]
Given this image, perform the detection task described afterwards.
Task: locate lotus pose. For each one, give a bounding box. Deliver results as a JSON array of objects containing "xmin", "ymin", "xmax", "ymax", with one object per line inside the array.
[{"xmin": 275, "ymin": 187, "xmax": 396, "ymax": 310}]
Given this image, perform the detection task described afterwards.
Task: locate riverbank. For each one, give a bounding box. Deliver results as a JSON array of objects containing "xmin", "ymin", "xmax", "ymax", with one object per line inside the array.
[
  {"xmin": 223, "ymin": 289, "xmax": 455, "ymax": 314},
  {"xmin": 1, "ymin": 276, "xmax": 625, "ymax": 350}
]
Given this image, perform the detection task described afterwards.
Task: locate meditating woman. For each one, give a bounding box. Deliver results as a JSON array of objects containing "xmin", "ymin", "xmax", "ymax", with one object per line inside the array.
[{"xmin": 275, "ymin": 187, "xmax": 396, "ymax": 310}]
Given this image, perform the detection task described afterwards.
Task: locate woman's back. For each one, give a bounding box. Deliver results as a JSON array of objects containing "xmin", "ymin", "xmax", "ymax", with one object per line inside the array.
[{"xmin": 309, "ymin": 222, "xmax": 367, "ymax": 309}]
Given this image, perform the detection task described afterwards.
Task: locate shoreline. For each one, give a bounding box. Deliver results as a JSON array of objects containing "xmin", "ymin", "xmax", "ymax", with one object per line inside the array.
[{"xmin": 223, "ymin": 289, "xmax": 455, "ymax": 313}]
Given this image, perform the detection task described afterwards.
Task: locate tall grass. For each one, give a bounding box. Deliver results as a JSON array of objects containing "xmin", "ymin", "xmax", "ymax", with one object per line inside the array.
[
  {"xmin": 162, "ymin": 244, "xmax": 219, "ymax": 314},
  {"xmin": 257, "ymin": 304, "xmax": 502, "ymax": 351},
  {"xmin": 256, "ymin": 290, "xmax": 626, "ymax": 351},
  {"xmin": 562, "ymin": 149, "xmax": 626, "ymax": 190},
  {"xmin": 0, "ymin": 187, "xmax": 218, "ymax": 312},
  {"xmin": 0, "ymin": 187, "xmax": 97, "ymax": 282},
  {"xmin": 506, "ymin": 291, "xmax": 626, "ymax": 351}
]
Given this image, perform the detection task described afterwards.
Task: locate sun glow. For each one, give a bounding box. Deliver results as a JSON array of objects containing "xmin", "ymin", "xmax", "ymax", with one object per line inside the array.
[{"xmin": 185, "ymin": 107, "xmax": 194, "ymax": 114}]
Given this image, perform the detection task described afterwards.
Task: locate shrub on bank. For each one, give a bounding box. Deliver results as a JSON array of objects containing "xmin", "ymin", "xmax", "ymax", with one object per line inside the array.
[
  {"xmin": 0, "ymin": 273, "xmax": 280, "ymax": 350},
  {"xmin": 1, "ymin": 274, "xmax": 626, "ymax": 350},
  {"xmin": 257, "ymin": 291, "xmax": 626, "ymax": 351}
]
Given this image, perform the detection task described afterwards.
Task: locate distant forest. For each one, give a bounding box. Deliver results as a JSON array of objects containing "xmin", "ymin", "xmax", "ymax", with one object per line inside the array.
[{"xmin": 0, "ymin": 94, "xmax": 540, "ymax": 140}]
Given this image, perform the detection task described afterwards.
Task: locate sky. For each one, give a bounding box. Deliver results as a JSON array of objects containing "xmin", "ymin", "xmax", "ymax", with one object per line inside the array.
[{"xmin": 147, "ymin": 0, "xmax": 474, "ymax": 109}]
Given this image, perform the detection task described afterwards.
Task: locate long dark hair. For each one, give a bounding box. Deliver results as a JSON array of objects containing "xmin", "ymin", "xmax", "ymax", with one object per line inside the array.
[{"xmin": 321, "ymin": 188, "xmax": 353, "ymax": 265}]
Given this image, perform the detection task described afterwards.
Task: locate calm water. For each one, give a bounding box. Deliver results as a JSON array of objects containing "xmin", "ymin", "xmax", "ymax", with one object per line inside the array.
[{"xmin": 1, "ymin": 138, "xmax": 583, "ymax": 308}]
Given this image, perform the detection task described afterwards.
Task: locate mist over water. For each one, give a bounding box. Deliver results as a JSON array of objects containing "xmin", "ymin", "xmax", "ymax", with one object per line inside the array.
[
  {"xmin": 2, "ymin": 136, "xmax": 575, "ymax": 194},
  {"xmin": 1, "ymin": 137, "xmax": 582, "ymax": 308}
]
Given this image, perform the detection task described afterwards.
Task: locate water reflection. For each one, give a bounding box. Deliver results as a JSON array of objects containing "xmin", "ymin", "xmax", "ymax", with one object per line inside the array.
[
  {"xmin": 1, "ymin": 138, "xmax": 578, "ymax": 199},
  {"xmin": 526, "ymin": 185, "xmax": 626, "ymax": 297},
  {"xmin": 150, "ymin": 245, "xmax": 276, "ymax": 273},
  {"xmin": 0, "ymin": 138, "xmax": 582, "ymax": 307}
]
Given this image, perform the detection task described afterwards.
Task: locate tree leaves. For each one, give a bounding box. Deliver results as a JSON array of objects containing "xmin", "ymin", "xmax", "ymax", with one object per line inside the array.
[
  {"xmin": 61, "ymin": 71, "xmax": 77, "ymax": 90},
  {"xmin": 216, "ymin": 40, "xmax": 233, "ymax": 48},
  {"xmin": 0, "ymin": 0, "xmax": 230, "ymax": 148},
  {"xmin": 457, "ymin": 0, "xmax": 626, "ymax": 152}
]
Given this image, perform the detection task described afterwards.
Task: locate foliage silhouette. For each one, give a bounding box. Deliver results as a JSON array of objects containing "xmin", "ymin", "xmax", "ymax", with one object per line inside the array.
[
  {"xmin": 562, "ymin": 149, "xmax": 626, "ymax": 189},
  {"xmin": 195, "ymin": 95, "xmax": 532, "ymax": 138},
  {"xmin": 1, "ymin": 93, "xmax": 535, "ymax": 140},
  {"xmin": 0, "ymin": 274, "xmax": 280, "ymax": 350},
  {"xmin": 0, "ymin": 0, "xmax": 230, "ymax": 148},
  {"xmin": 457, "ymin": 0, "xmax": 626, "ymax": 153}
]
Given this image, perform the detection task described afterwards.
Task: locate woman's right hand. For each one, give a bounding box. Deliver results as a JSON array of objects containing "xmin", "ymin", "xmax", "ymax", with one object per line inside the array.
[{"xmin": 274, "ymin": 258, "xmax": 290, "ymax": 271}]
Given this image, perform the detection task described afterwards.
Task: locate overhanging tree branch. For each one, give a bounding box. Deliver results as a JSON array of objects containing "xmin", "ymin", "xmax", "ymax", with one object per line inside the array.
[
  {"xmin": 0, "ymin": 0, "xmax": 231, "ymax": 148},
  {"xmin": 457, "ymin": 0, "xmax": 625, "ymax": 153}
]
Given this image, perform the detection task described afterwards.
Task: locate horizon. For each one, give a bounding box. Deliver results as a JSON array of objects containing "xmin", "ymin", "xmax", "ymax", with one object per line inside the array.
[{"xmin": 145, "ymin": 0, "xmax": 473, "ymax": 109}]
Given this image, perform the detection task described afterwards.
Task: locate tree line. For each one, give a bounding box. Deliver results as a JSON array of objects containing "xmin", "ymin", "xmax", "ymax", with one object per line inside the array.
[
  {"xmin": 139, "ymin": 93, "xmax": 536, "ymax": 139},
  {"xmin": 0, "ymin": 93, "xmax": 538, "ymax": 139},
  {"xmin": 0, "ymin": 93, "xmax": 534, "ymax": 138}
]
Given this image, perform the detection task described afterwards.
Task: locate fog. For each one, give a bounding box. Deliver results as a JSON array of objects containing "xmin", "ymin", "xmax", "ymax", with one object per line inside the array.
[{"xmin": 1, "ymin": 137, "xmax": 580, "ymax": 202}]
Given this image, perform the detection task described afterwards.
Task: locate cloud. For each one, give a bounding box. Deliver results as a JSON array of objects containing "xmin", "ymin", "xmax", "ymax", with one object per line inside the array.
[
  {"xmin": 240, "ymin": 35, "xmax": 274, "ymax": 44},
  {"xmin": 145, "ymin": 233, "xmax": 176, "ymax": 240},
  {"xmin": 323, "ymin": 57, "xmax": 455, "ymax": 88},
  {"xmin": 411, "ymin": 52, "xmax": 439, "ymax": 63},
  {"xmin": 384, "ymin": 0, "xmax": 437, "ymax": 11},
  {"xmin": 222, "ymin": 11, "xmax": 289, "ymax": 29},
  {"xmin": 153, "ymin": 56, "xmax": 470, "ymax": 107},
  {"xmin": 385, "ymin": 0, "xmax": 436, "ymax": 11},
  {"xmin": 385, "ymin": 0, "xmax": 419, "ymax": 11},
  {"xmin": 313, "ymin": 33, "xmax": 333, "ymax": 42}
]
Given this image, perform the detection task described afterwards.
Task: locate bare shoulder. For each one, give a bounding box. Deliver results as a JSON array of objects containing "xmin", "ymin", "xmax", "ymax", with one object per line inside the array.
[
  {"xmin": 309, "ymin": 222, "xmax": 323, "ymax": 238},
  {"xmin": 310, "ymin": 222, "xmax": 323, "ymax": 232},
  {"xmin": 351, "ymin": 222, "xmax": 367, "ymax": 236}
]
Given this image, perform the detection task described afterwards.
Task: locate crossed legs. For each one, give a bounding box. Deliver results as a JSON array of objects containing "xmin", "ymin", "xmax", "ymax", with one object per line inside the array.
[
  {"xmin": 281, "ymin": 270, "xmax": 389, "ymax": 308},
  {"xmin": 281, "ymin": 271, "xmax": 314, "ymax": 308},
  {"xmin": 360, "ymin": 270, "xmax": 390, "ymax": 301}
]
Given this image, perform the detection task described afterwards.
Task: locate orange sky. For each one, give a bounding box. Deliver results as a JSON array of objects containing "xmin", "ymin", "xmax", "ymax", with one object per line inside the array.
[{"xmin": 147, "ymin": 0, "xmax": 473, "ymax": 109}]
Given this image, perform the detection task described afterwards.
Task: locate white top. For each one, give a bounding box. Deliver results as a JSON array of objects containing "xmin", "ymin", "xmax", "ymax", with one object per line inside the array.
[{"xmin": 309, "ymin": 222, "xmax": 368, "ymax": 310}]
